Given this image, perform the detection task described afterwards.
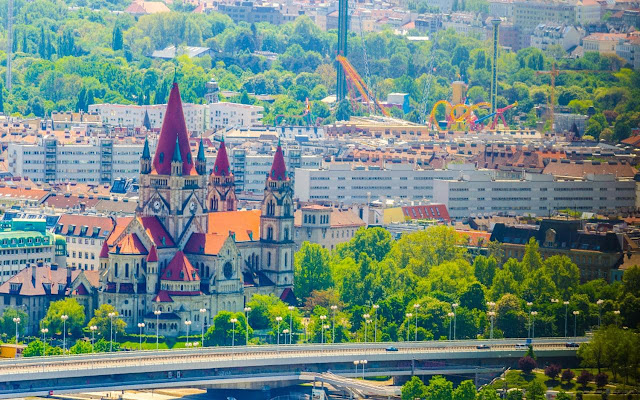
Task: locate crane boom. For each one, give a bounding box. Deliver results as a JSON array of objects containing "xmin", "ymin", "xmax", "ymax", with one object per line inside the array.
[{"xmin": 336, "ymin": 55, "xmax": 390, "ymax": 117}]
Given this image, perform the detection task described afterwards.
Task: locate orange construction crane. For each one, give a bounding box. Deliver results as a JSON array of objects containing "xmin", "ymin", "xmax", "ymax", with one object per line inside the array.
[{"xmin": 336, "ymin": 55, "xmax": 390, "ymax": 117}]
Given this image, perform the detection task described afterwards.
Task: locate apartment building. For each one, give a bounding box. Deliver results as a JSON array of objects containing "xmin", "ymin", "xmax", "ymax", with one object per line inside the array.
[
  {"xmin": 583, "ymin": 32, "xmax": 628, "ymax": 55},
  {"xmin": 54, "ymin": 215, "xmax": 115, "ymax": 271},
  {"xmin": 574, "ymin": 0, "xmax": 601, "ymax": 25},
  {"xmin": 7, "ymin": 137, "xmax": 147, "ymax": 183},
  {"xmin": 616, "ymin": 35, "xmax": 640, "ymax": 70},
  {"xmin": 293, "ymin": 205, "xmax": 366, "ymax": 251},
  {"xmin": 433, "ymin": 172, "xmax": 636, "ymax": 219},
  {"xmin": 488, "ymin": 0, "xmax": 514, "ymax": 18},
  {"xmin": 530, "ymin": 24, "xmax": 582, "ymax": 51},
  {"xmin": 209, "ymin": 102, "xmax": 264, "ymax": 131},
  {"xmin": 294, "ymin": 163, "xmax": 483, "ymax": 204},
  {"xmin": 513, "ymin": 0, "xmax": 576, "ymax": 48},
  {"xmin": 89, "ymin": 103, "xmax": 207, "ymax": 134}
]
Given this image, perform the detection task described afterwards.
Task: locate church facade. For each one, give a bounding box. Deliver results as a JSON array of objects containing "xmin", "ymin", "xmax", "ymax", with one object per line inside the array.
[{"xmin": 98, "ymin": 82, "xmax": 294, "ymax": 336}]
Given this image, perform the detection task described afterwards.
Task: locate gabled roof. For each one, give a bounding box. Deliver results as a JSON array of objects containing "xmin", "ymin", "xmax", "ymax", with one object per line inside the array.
[
  {"xmin": 56, "ymin": 214, "xmax": 114, "ymax": 238},
  {"xmin": 99, "ymin": 241, "xmax": 110, "ymax": 258},
  {"xmin": 269, "ymin": 142, "xmax": 288, "ymax": 181},
  {"xmin": 0, "ymin": 266, "xmax": 68, "ymax": 296},
  {"xmin": 107, "ymin": 217, "xmax": 134, "ymax": 246},
  {"xmin": 147, "ymin": 245, "xmax": 158, "ymax": 262},
  {"xmin": 212, "ymin": 138, "xmax": 232, "ymax": 177},
  {"xmin": 161, "ymin": 251, "xmax": 200, "ymax": 282},
  {"xmin": 153, "ymin": 290, "xmax": 173, "ymax": 302},
  {"xmin": 138, "ymin": 216, "xmax": 175, "ymax": 248},
  {"xmin": 115, "ymin": 233, "xmax": 148, "ymax": 255},
  {"xmin": 207, "ymin": 210, "xmax": 261, "ymax": 242},
  {"xmin": 151, "ymin": 83, "xmax": 197, "ymax": 176},
  {"xmin": 184, "ymin": 233, "xmax": 228, "ymax": 255}
]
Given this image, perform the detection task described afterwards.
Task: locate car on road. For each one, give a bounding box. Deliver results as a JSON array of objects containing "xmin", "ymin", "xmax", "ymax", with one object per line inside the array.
[
  {"xmin": 476, "ymin": 344, "xmax": 491, "ymax": 349},
  {"xmin": 515, "ymin": 343, "xmax": 528, "ymax": 349},
  {"xmin": 565, "ymin": 342, "xmax": 579, "ymax": 348},
  {"xmin": 386, "ymin": 346, "xmax": 398, "ymax": 352}
]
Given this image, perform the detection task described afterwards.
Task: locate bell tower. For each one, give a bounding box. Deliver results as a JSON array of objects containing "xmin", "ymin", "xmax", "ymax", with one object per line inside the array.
[
  {"xmin": 207, "ymin": 137, "xmax": 237, "ymax": 212},
  {"xmin": 260, "ymin": 141, "xmax": 294, "ymax": 290}
]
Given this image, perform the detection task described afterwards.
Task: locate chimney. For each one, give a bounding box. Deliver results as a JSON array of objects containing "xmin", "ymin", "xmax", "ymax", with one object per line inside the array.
[
  {"xmin": 67, "ymin": 266, "xmax": 72, "ymax": 286},
  {"xmin": 32, "ymin": 266, "xmax": 37, "ymax": 286}
]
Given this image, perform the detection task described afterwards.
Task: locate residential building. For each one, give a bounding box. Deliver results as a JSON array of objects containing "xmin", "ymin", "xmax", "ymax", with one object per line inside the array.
[
  {"xmin": 489, "ymin": 0, "xmax": 514, "ymax": 18},
  {"xmin": 530, "ymin": 24, "xmax": 582, "ymax": 52},
  {"xmin": 490, "ymin": 219, "xmax": 625, "ymax": 282},
  {"xmin": 0, "ymin": 219, "xmax": 66, "ymax": 284},
  {"xmin": 415, "ymin": 14, "xmax": 443, "ymax": 33},
  {"xmin": 54, "ymin": 215, "xmax": 115, "ymax": 271},
  {"xmin": 88, "ymin": 103, "xmax": 207, "ymax": 134},
  {"xmin": 616, "ymin": 34, "xmax": 640, "ymax": 69},
  {"xmin": 513, "ymin": 0, "xmax": 576, "ymax": 48},
  {"xmin": 575, "ymin": 0, "xmax": 602, "ymax": 25},
  {"xmin": 433, "ymin": 172, "xmax": 636, "ymax": 219},
  {"xmin": 208, "ymin": 102, "xmax": 264, "ymax": 131},
  {"xmin": 382, "ymin": 204, "xmax": 451, "ymax": 224},
  {"xmin": 583, "ymin": 32, "xmax": 628, "ymax": 55},
  {"xmin": 293, "ymin": 205, "xmax": 366, "ymax": 251}
]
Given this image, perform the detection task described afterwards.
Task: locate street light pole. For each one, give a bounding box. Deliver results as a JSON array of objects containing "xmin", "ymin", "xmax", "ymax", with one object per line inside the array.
[
  {"xmin": 613, "ymin": 310, "xmax": 621, "ymax": 327},
  {"xmin": 452, "ymin": 303, "xmax": 459, "ymax": 340},
  {"xmin": 530, "ymin": 311, "xmax": 538, "ymax": 339},
  {"xmin": 276, "ymin": 316, "xmax": 283, "ymax": 346},
  {"xmin": 154, "ymin": 310, "xmax": 161, "ymax": 350},
  {"xmin": 137, "ymin": 323, "xmax": 145, "ymax": 350},
  {"xmin": 185, "ymin": 320, "xmax": 192, "ymax": 347},
  {"xmin": 596, "ymin": 299, "xmax": 604, "ymax": 329},
  {"xmin": 563, "ymin": 301, "xmax": 569, "ymax": 338},
  {"xmin": 319, "ymin": 315, "xmax": 327, "ymax": 343},
  {"xmin": 447, "ymin": 312, "xmax": 454, "ymax": 340},
  {"xmin": 90, "ymin": 326, "xmax": 97, "ymax": 353},
  {"xmin": 526, "ymin": 302, "xmax": 533, "ymax": 338},
  {"xmin": 230, "ymin": 318, "xmax": 238, "ymax": 357},
  {"xmin": 372, "ymin": 304, "xmax": 379, "ymax": 342},
  {"xmin": 41, "ymin": 328, "xmax": 48, "ymax": 357},
  {"xmin": 331, "ymin": 305, "xmax": 337, "ymax": 343},
  {"xmin": 200, "ymin": 308, "xmax": 206, "ymax": 347},
  {"xmin": 363, "ymin": 313, "xmax": 370, "ymax": 343},
  {"xmin": 61, "ymin": 315, "xmax": 68, "ymax": 354},
  {"xmin": 487, "ymin": 301, "xmax": 496, "ymax": 340},
  {"xmin": 288, "ymin": 306, "xmax": 295, "ymax": 345},
  {"xmin": 361, "ymin": 359, "xmax": 368, "ymax": 379},
  {"xmin": 12, "ymin": 317, "xmax": 20, "ymax": 347},
  {"xmin": 573, "ymin": 311, "xmax": 579, "ymax": 338},
  {"xmin": 108, "ymin": 312, "xmax": 116, "ymax": 352},
  {"xmin": 354, "ymin": 360, "xmax": 360, "ymax": 377},
  {"xmin": 244, "ymin": 307, "xmax": 251, "ymax": 345},
  {"xmin": 405, "ymin": 313, "xmax": 412, "ymax": 342},
  {"xmin": 413, "ymin": 304, "xmax": 420, "ymax": 341}
]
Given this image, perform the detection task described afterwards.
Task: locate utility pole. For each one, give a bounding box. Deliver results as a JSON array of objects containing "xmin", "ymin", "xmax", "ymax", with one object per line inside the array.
[{"xmin": 6, "ymin": 0, "xmax": 14, "ymax": 91}]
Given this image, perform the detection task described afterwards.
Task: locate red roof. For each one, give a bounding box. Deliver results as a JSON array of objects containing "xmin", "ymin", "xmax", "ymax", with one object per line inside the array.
[
  {"xmin": 152, "ymin": 83, "xmax": 197, "ymax": 176},
  {"xmin": 212, "ymin": 139, "xmax": 232, "ymax": 177},
  {"xmin": 154, "ymin": 290, "xmax": 173, "ymax": 302},
  {"xmin": 116, "ymin": 233, "xmax": 148, "ymax": 255},
  {"xmin": 207, "ymin": 210, "xmax": 260, "ymax": 242},
  {"xmin": 147, "ymin": 245, "xmax": 158, "ymax": 262},
  {"xmin": 269, "ymin": 143, "xmax": 288, "ymax": 181},
  {"xmin": 401, "ymin": 204, "xmax": 450, "ymax": 222},
  {"xmin": 184, "ymin": 233, "xmax": 227, "ymax": 255},
  {"xmin": 107, "ymin": 217, "xmax": 134, "ymax": 246},
  {"xmin": 99, "ymin": 241, "xmax": 110, "ymax": 258},
  {"xmin": 75, "ymin": 283, "xmax": 89, "ymax": 296},
  {"xmin": 139, "ymin": 216, "xmax": 175, "ymax": 247},
  {"xmin": 161, "ymin": 251, "xmax": 200, "ymax": 282}
]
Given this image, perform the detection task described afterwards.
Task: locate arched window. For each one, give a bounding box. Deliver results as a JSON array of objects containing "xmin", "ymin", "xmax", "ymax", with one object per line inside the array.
[
  {"xmin": 284, "ymin": 227, "xmax": 289, "ymax": 241},
  {"xmin": 125, "ymin": 263, "xmax": 129, "ymax": 278},
  {"xmin": 114, "ymin": 263, "xmax": 118, "ymax": 277},
  {"xmin": 267, "ymin": 226, "xmax": 273, "ymax": 240},
  {"xmin": 267, "ymin": 252, "xmax": 271, "ymax": 267},
  {"xmin": 267, "ymin": 200, "xmax": 275, "ymax": 216},
  {"xmin": 284, "ymin": 202, "xmax": 291, "ymax": 216},
  {"xmin": 284, "ymin": 252, "xmax": 288, "ymax": 268},
  {"xmin": 227, "ymin": 198, "xmax": 234, "ymax": 211}
]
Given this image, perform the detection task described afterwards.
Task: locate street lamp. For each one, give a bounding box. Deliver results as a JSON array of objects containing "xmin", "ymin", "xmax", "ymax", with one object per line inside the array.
[
  {"xmin": 41, "ymin": 328, "xmax": 49, "ymax": 357},
  {"xmin": 319, "ymin": 315, "xmax": 327, "ymax": 343},
  {"xmin": 282, "ymin": 328, "xmax": 289, "ymax": 346},
  {"xmin": 354, "ymin": 360, "xmax": 360, "ymax": 376},
  {"xmin": 199, "ymin": 308, "xmax": 207, "ymax": 347},
  {"xmin": 363, "ymin": 314, "xmax": 370, "ymax": 343},
  {"xmin": 405, "ymin": 313, "xmax": 412, "ymax": 342},
  {"xmin": 361, "ymin": 359, "xmax": 368, "ymax": 379},
  {"xmin": 331, "ymin": 305, "xmax": 338, "ymax": 343},
  {"xmin": 613, "ymin": 310, "xmax": 621, "ymax": 327},
  {"xmin": 12, "ymin": 317, "xmax": 20, "ymax": 347},
  {"xmin": 244, "ymin": 307, "xmax": 252, "ymax": 345},
  {"xmin": 526, "ymin": 302, "xmax": 533, "ymax": 338},
  {"xmin": 230, "ymin": 318, "xmax": 238, "ymax": 354},
  {"xmin": 413, "ymin": 304, "xmax": 420, "ymax": 341},
  {"xmin": 487, "ymin": 312, "xmax": 496, "ymax": 340},
  {"xmin": 154, "ymin": 310, "xmax": 161, "ymax": 350},
  {"xmin": 185, "ymin": 320, "xmax": 192, "ymax": 347},
  {"xmin": 596, "ymin": 299, "xmax": 604, "ymax": 329},
  {"xmin": 573, "ymin": 310, "xmax": 580, "ymax": 338},
  {"xmin": 447, "ymin": 312, "xmax": 455, "ymax": 340},
  {"xmin": 276, "ymin": 316, "xmax": 283, "ymax": 346},
  {"xmin": 89, "ymin": 325, "xmax": 97, "ymax": 353},
  {"xmin": 137, "ymin": 323, "xmax": 145, "ymax": 351},
  {"xmin": 452, "ymin": 303, "xmax": 459, "ymax": 340},
  {"xmin": 530, "ymin": 311, "xmax": 538, "ymax": 339},
  {"xmin": 563, "ymin": 301, "xmax": 570, "ymax": 338},
  {"xmin": 60, "ymin": 315, "xmax": 69, "ymax": 354},
  {"xmin": 288, "ymin": 306, "xmax": 295, "ymax": 344},
  {"xmin": 108, "ymin": 312, "xmax": 116, "ymax": 352},
  {"xmin": 372, "ymin": 304, "xmax": 379, "ymax": 342}
]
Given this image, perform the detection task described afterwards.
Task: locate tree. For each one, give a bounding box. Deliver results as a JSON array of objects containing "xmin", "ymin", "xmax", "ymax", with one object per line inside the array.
[
  {"xmin": 556, "ymin": 391, "xmax": 572, "ymax": 400},
  {"xmin": 0, "ymin": 308, "xmax": 28, "ymax": 339},
  {"xmin": 335, "ymin": 99, "xmax": 352, "ymax": 121},
  {"xmin": 459, "ymin": 282, "xmax": 486, "ymax": 311},
  {"xmin": 401, "ymin": 376, "xmax": 427, "ymax": 400},
  {"xmin": 112, "ymin": 26, "xmax": 123, "ymax": 51},
  {"xmin": 69, "ymin": 340, "xmax": 93, "ymax": 354},
  {"xmin": 477, "ymin": 387, "xmax": 500, "ymax": 400},
  {"xmin": 518, "ymin": 356, "xmax": 537, "ymax": 374},
  {"xmin": 87, "ymin": 304, "xmax": 126, "ymax": 341},
  {"xmin": 527, "ymin": 379, "xmax": 547, "ymax": 400},
  {"xmin": 22, "ymin": 339, "xmax": 62, "ymax": 357},
  {"xmin": 94, "ymin": 338, "xmax": 119, "ymax": 353},
  {"xmin": 594, "ymin": 372, "xmax": 608, "ymax": 389},
  {"xmin": 294, "ymin": 242, "xmax": 332, "ymax": 302},
  {"xmin": 204, "ymin": 311, "xmax": 251, "ymax": 346},
  {"xmin": 452, "ymin": 380, "xmax": 476, "ymax": 400},
  {"xmin": 474, "ymin": 255, "xmax": 498, "ymax": 287},
  {"xmin": 424, "ymin": 375, "xmax": 453, "ymax": 400},
  {"xmin": 561, "ymin": 369, "xmax": 575, "ymax": 384},
  {"xmin": 544, "ymin": 364, "xmax": 561, "ymax": 381},
  {"xmin": 506, "ymin": 390, "xmax": 523, "ymax": 400},
  {"xmin": 41, "ymin": 298, "xmax": 85, "ymax": 339},
  {"xmin": 576, "ymin": 370, "xmax": 593, "ymax": 388}
]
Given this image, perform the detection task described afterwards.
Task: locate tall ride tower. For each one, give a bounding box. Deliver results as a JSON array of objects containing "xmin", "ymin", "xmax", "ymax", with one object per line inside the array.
[
  {"xmin": 336, "ymin": 0, "xmax": 349, "ymax": 102},
  {"xmin": 6, "ymin": 0, "xmax": 13, "ymax": 91},
  {"xmin": 490, "ymin": 18, "xmax": 500, "ymax": 115}
]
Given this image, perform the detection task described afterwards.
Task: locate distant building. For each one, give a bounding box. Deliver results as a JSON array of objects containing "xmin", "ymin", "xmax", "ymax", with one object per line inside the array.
[
  {"xmin": 488, "ymin": 0, "xmax": 514, "ymax": 18},
  {"xmin": 209, "ymin": 102, "xmax": 264, "ymax": 131},
  {"xmin": 88, "ymin": 103, "xmax": 207, "ymax": 134},
  {"xmin": 415, "ymin": 13, "xmax": 443, "ymax": 33},
  {"xmin": 50, "ymin": 111, "xmax": 101, "ymax": 131},
  {"xmin": 151, "ymin": 45, "xmax": 217, "ymax": 60},
  {"xmin": 574, "ymin": 0, "xmax": 602, "ymax": 25},
  {"xmin": 54, "ymin": 215, "xmax": 115, "ymax": 271},
  {"xmin": 530, "ymin": 24, "xmax": 582, "ymax": 52},
  {"xmin": 513, "ymin": 0, "xmax": 576, "ymax": 49},
  {"xmin": 125, "ymin": 0, "xmax": 170, "ymax": 17},
  {"xmin": 615, "ymin": 34, "xmax": 640, "ymax": 69},
  {"xmin": 583, "ymin": 32, "xmax": 628, "ymax": 55},
  {"xmin": 293, "ymin": 205, "xmax": 366, "ymax": 251}
]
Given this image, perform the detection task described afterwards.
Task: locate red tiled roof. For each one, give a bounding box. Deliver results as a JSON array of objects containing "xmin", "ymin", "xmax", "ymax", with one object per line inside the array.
[
  {"xmin": 43, "ymin": 195, "xmax": 100, "ymax": 210},
  {"xmin": 147, "ymin": 245, "xmax": 158, "ymax": 262},
  {"xmin": 107, "ymin": 217, "xmax": 134, "ymax": 246},
  {"xmin": 115, "ymin": 233, "xmax": 148, "ymax": 255},
  {"xmin": 402, "ymin": 204, "xmax": 450, "ymax": 221},
  {"xmin": 152, "ymin": 83, "xmax": 197, "ymax": 176},
  {"xmin": 74, "ymin": 283, "xmax": 88, "ymax": 296},
  {"xmin": 542, "ymin": 160, "xmax": 637, "ymax": 178},
  {"xmin": 207, "ymin": 210, "xmax": 260, "ymax": 242},
  {"xmin": 161, "ymin": 251, "xmax": 200, "ymax": 282},
  {"xmin": 212, "ymin": 139, "xmax": 232, "ymax": 177},
  {"xmin": 99, "ymin": 241, "xmax": 110, "ymax": 258},
  {"xmin": 154, "ymin": 290, "xmax": 173, "ymax": 302},
  {"xmin": 0, "ymin": 186, "xmax": 49, "ymax": 202},
  {"xmin": 457, "ymin": 230, "xmax": 492, "ymax": 247},
  {"xmin": 57, "ymin": 214, "xmax": 114, "ymax": 238},
  {"xmin": 269, "ymin": 143, "xmax": 288, "ymax": 181},
  {"xmin": 184, "ymin": 233, "xmax": 227, "ymax": 255},
  {"xmin": 0, "ymin": 266, "xmax": 68, "ymax": 296},
  {"xmin": 138, "ymin": 216, "xmax": 175, "ymax": 248}
]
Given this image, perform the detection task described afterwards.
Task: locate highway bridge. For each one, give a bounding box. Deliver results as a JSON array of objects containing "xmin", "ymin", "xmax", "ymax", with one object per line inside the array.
[{"xmin": 0, "ymin": 338, "xmax": 586, "ymax": 399}]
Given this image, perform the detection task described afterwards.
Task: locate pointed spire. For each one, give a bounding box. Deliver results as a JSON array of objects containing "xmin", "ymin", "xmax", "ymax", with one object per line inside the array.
[
  {"xmin": 147, "ymin": 245, "xmax": 158, "ymax": 263},
  {"xmin": 197, "ymin": 137, "xmax": 206, "ymax": 162},
  {"xmin": 212, "ymin": 137, "xmax": 232, "ymax": 177},
  {"xmin": 172, "ymin": 137, "xmax": 182, "ymax": 162},
  {"xmin": 143, "ymin": 110, "xmax": 152, "ymax": 130},
  {"xmin": 151, "ymin": 82, "xmax": 196, "ymax": 175},
  {"xmin": 99, "ymin": 241, "xmax": 110, "ymax": 259},
  {"xmin": 269, "ymin": 141, "xmax": 288, "ymax": 181},
  {"xmin": 142, "ymin": 137, "xmax": 151, "ymax": 160}
]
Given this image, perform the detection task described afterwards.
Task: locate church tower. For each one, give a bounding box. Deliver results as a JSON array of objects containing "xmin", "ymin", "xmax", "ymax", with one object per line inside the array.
[
  {"xmin": 206, "ymin": 137, "xmax": 238, "ymax": 212},
  {"xmin": 259, "ymin": 141, "xmax": 294, "ymax": 290},
  {"xmin": 137, "ymin": 82, "xmax": 208, "ymax": 242}
]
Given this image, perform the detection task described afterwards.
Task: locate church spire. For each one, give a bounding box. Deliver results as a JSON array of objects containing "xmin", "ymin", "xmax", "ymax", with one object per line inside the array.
[
  {"xmin": 195, "ymin": 137, "xmax": 207, "ymax": 175},
  {"xmin": 269, "ymin": 141, "xmax": 288, "ymax": 181},
  {"xmin": 171, "ymin": 137, "xmax": 182, "ymax": 176},
  {"xmin": 212, "ymin": 136, "xmax": 232, "ymax": 177},
  {"xmin": 140, "ymin": 137, "xmax": 151, "ymax": 174}
]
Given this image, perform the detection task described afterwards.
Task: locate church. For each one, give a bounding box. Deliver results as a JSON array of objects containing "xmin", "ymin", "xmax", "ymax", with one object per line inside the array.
[{"xmin": 98, "ymin": 82, "xmax": 295, "ymax": 336}]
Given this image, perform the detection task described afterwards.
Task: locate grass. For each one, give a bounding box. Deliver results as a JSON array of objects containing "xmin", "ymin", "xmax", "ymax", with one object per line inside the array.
[{"xmin": 119, "ymin": 340, "xmax": 170, "ymax": 350}]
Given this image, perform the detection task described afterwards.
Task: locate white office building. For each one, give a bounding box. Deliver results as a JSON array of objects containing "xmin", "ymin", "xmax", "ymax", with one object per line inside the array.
[
  {"xmin": 294, "ymin": 163, "xmax": 484, "ymax": 204},
  {"xmin": 209, "ymin": 102, "xmax": 264, "ymax": 131},
  {"xmin": 89, "ymin": 103, "xmax": 207, "ymax": 134},
  {"xmin": 7, "ymin": 137, "xmax": 150, "ymax": 183},
  {"xmin": 433, "ymin": 172, "xmax": 636, "ymax": 219}
]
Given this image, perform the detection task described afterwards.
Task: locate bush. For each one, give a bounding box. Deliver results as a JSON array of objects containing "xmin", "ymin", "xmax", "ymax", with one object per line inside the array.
[
  {"xmin": 545, "ymin": 364, "xmax": 561, "ymax": 380},
  {"xmin": 594, "ymin": 372, "xmax": 608, "ymax": 389},
  {"xmin": 576, "ymin": 370, "xmax": 593, "ymax": 388},
  {"xmin": 561, "ymin": 369, "xmax": 575, "ymax": 384},
  {"xmin": 518, "ymin": 356, "xmax": 537, "ymax": 374}
]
